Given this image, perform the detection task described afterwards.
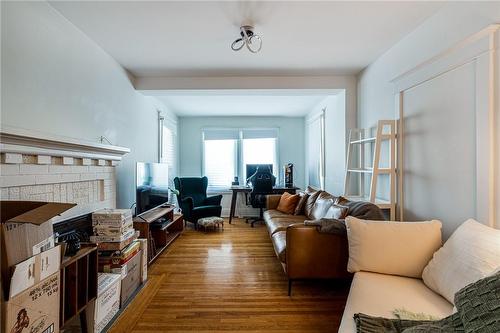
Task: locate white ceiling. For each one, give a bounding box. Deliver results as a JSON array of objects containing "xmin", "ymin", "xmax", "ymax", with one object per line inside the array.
[
  {"xmin": 49, "ymin": 1, "xmax": 444, "ymax": 77},
  {"xmin": 153, "ymin": 90, "xmax": 336, "ymax": 117}
]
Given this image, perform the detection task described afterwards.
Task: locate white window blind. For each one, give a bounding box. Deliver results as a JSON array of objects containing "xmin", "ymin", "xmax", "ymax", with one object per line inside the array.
[
  {"xmin": 161, "ymin": 126, "xmax": 175, "ymax": 175},
  {"xmin": 242, "ymin": 137, "xmax": 277, "ymax": 179},
  {"xmin": 203, "ymin": 139, "xmax": 237, "ymax": 190},
  {"xmin": 241, "ymin": 128, "xmax": 278, "ymax": 139}
]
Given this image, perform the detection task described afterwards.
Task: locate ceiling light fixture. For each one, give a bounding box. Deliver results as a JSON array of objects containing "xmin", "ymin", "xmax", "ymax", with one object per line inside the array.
[{"xmin": 231, "ymin": 25, "xmax": 262, "ymax": 53}]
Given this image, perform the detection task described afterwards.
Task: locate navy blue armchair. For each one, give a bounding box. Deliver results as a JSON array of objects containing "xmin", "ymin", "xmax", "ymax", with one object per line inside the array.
[{"xmin": 173, "ymin": 177, "xmax": 223, "ymax": 229}]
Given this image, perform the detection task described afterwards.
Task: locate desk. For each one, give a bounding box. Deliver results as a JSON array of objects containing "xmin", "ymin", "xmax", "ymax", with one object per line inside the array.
[{"xmin": 228, "ymin": 186, "xmax": 300, "ymax": 224}]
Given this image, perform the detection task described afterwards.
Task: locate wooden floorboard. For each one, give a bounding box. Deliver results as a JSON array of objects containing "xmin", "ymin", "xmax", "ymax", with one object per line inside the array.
[{"xmin": 111, "ymin": 219, "xmax": 350, "ymax": 332}]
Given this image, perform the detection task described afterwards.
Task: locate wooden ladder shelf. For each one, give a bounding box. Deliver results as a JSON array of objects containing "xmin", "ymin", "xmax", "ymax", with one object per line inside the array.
[{"xmin": 344, "ymin": 120, "xmax": 397, "ymax": 220}]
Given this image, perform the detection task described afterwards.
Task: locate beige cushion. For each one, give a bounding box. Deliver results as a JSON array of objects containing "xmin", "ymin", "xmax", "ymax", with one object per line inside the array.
[
  {"xmin": 338, "ymin": 272, "xmax": 453, "ymax": 333},
  {"xmin": 345, "ymin": 217, "xmax": 442, "ymax": 278},
  {"xmin": 422, "ymin": 219, "xmax": 500, "ymax": 304}
]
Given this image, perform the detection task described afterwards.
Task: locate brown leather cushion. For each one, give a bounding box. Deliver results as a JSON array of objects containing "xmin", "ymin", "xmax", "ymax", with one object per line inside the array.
[
  {"xmin": 324, "ymin": 204, "xmax": 349, "ymax": 219},
  {"xmin": 271, "ymin": 231, "xmax": 287, "ymax": 262},
  {"xmin": 309, "ymin": 191, "xmax": 337, "ymax": 220},
  {"xmin": 263, "ymin": 209, "xmax": 290, "ymax": 220},
  {"xmin": 304, "ymin": 186, "xmax": 322, "ymax": 218},
  {"xmin": 266, "ymin": 216, "xmax": 306, "ymax": 235},
  {"xmin": 294, "ymin": 192, "xmax": 309, "ymax": 215},
  {"xmin": 276, "ymin": 192, "xmax": 300, "ymax": 214}
]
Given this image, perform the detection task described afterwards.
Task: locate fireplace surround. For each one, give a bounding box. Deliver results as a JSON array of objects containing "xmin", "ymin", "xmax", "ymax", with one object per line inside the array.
[{"xmin": 0, "ymin": 126, "xmax": 130, "ymax": 223}]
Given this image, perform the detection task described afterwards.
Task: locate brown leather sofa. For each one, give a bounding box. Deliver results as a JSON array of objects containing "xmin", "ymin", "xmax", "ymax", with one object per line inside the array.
[{"xmin": 264, "ymin": 188, "xmax": 385, "ymax": 295}]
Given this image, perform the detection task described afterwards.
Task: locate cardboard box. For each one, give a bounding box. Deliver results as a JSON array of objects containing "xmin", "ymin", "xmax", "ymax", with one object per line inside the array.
[
  {"xmin": 4, "ymin": 245, "xmax": 61, "ymax": 299},
  {"xmin": 137, "ymin": 239, "xmax": 148, "ymax": 284},
  {"xmin": 3, "ymin": 273, "xmax": 60, "ymax": 333},
  {"xmin": 92, "ymin": 209, "xmax": 132, "ymax": 224},
  {"xmin": 92, "ymin": 219, "xmax": 133, "ymax": 236},
  {"xmin": 96, "ymin": 231, "xmax": 139, "ymax": 251},
  {"xmin": 86, "ymin": 273, "xmax": 121, "ymax": 333},
  {"xmin": 90, "ymin": 228, "xmax": 135, "ymax": 243},
  {"xmin": 0, "ymin": 201, "xmax": 75, "ymax": 281},
  {"xmin": 120, "ymin": 250, "xmax": 141, "ymax": 307}
]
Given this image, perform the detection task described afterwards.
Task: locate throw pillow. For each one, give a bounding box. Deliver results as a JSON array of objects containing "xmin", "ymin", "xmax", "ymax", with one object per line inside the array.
[
  {"xmin": 324, "ymin": 204, "xmax": 349, "ymax": 219},
  {"xmin": 304, "ymin": 186, "xmax": 322, "ymax": 218},
  {"xmin": 276, "ymin": 192, "xmax": 300, "ymax": 215},
  {"xmin": 345, "ymin": 217, "xmax": 442, "ymax": 278},
  {"xmin": 422, "ymin": 219, "xmax": 500, "ymax": 304},
  {"xmin": 294, "ymin": 192, "xmax": 309, "ymax": 215},
  {"xmin": 309, "ymin": 192, "xmax": 336, "ymax": 220},
  {"xmin": 454, "ymin": 271, "xmax": 500, "ymax": 332}
]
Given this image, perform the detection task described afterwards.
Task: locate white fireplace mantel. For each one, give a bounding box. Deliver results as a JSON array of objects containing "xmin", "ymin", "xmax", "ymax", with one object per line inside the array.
[
  {"xmin": 0, "ymin": 126, "xmax": 130, "ymax": 162},
  {"xmin": 0, "ymin": 126, "xmax": 131, "ymax": 222}
]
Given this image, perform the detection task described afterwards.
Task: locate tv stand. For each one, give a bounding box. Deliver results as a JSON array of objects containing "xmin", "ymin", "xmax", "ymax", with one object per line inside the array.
[{"xmin": 133, "ymin": 206, "xmax": 183, "ymax": 265}]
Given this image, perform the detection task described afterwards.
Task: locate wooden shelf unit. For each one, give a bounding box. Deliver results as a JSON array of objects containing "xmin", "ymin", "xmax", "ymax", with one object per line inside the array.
[
  {"xmin": 344, "ymin": 120, "xmax": 397, "ymax": 220},
  {"xmin": 133, "ymin": 206, "xmax": 183, "ymax": 265},
  {"xmin": 60, "ymin": 244, "xmax": 98, "ymax": 329}
]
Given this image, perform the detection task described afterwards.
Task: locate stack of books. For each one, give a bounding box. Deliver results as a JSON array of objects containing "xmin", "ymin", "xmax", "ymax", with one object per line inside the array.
[
  {"xmin": 98, "ymin": 240, "xmax": 140, "ymax": 274},
  {"xmin": 91, "ymin": 209, "xmax": 138, "ymax": 251}
]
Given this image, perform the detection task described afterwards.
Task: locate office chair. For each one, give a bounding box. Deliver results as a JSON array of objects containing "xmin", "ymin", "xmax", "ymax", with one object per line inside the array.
[{"xmin": 247, "ymin": 170, "xmax": 274, "ymax": 227}]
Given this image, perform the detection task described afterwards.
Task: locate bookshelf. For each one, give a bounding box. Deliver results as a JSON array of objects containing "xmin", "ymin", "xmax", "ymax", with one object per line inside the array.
[
  {"xmin": 133, "ymin": 206, "xmax": 183, "ymax": 265},
  {"xmin": 59, "ymin": 244, "xmax": 98, "ymax": 329}
]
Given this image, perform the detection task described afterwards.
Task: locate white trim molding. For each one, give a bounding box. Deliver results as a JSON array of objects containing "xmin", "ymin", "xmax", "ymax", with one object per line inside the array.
[
  {"xmin": 0, "ymin": 125, "xmax": 130, "ymax": 162},
  {"xmin": 393, "ymin": 24, "xmax": 500, "ymax": 229}
]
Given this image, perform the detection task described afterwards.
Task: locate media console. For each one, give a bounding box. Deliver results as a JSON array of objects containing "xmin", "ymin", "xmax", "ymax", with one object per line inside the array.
[{"xmin": 133, "ymin": 206, "xmax": 183, "ymax": 265}]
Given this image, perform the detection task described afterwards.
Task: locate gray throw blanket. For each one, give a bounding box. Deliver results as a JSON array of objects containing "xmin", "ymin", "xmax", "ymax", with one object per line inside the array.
[
  {"xmin": 355, "ymin": 272, "xmax": 500, "ymax": 333},
  {"xmin": 303, "ymin": 218, "xmax": 346, "ymax": 235}
]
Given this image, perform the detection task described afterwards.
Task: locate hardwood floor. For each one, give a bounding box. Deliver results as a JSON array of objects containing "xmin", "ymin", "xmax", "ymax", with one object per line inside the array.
[{"xmin": 109, "ymin": 219, "xmax": 350, "ymax": 333}]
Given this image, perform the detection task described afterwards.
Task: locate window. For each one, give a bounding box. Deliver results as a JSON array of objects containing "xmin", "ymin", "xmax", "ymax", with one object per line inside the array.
[
  {"xmin": 203, "ymin": 128, "xmax": 278, "ymax": 190},
  {"xmin": 158, "ymin": 114, "xmax": 177, "ymax": 201},
  {"xmin": 204, "ymin": 139, "xmax": 237, "ymax": 190}
]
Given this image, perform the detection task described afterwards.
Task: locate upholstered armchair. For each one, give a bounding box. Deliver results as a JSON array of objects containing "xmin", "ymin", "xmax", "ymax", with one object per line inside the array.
[{"xmin": 173, "ymin": 177, "xmax": 223, "ymax": 229}]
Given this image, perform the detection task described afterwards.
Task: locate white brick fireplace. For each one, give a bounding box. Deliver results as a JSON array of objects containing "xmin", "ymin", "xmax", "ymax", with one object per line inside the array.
[{"xmin": 0, "ymin": 127, "xmax": 130, "ymax": 222}]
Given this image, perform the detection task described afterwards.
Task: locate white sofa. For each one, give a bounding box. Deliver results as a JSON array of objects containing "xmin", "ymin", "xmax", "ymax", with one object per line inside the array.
[
  {"xmin": 338, "ymin": 217, "xmax": 500, "ymax": 333},
  {"xmin": 339, "ymin": 272, "xmax": 453, "ymax": 332}
]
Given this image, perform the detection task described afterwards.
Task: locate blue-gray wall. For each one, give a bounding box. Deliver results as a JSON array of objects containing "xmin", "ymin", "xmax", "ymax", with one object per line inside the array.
[{"xmin": 178, "ymin": 116, "xmax": 306, "ymax": 190}]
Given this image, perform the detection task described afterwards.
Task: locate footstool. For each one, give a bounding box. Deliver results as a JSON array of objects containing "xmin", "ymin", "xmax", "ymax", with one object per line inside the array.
[{"xmin": 197, "ymin": 216, "xmax": 224, "ymax": 231}]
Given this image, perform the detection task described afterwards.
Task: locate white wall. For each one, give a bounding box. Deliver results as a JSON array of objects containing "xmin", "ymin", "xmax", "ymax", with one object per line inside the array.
[
  {"xmin": 358, "ymin": 2, "xmax": 500, "ymax": 128},
  {"xmin": 136, "ymin": 75, "xmax": 357, "ymax": 129},
  {"xmin": 305, "ymin": 92, "xmax": 350, "ymax": 195},
  {"xmin": 357, "ymin": 2, "xmax": 500, "ymax": 236},
  {"xmin": 178, "ymin": 116, "xmax": 305, "ymax": 216},
  {"xmin": 1, "ymin": 1, "xmax": 177, "ymax": 209}
]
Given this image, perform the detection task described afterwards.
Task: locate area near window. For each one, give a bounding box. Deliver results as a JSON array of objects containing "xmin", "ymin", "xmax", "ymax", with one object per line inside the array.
[{"xmin": 203, "ymin": 128, "xmax": 278, "ymax": 190}]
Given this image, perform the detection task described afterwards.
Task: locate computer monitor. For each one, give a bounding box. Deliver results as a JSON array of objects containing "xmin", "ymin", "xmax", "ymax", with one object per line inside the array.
[{"xmin": 246, "ymin": 164, "xmax": 273, "ymax": 181}]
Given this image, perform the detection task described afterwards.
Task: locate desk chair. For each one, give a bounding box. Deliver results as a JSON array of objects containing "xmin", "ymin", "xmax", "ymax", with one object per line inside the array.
[{"xmin": 247, "ymin": 172, "xmax": 274, "ymax": 227}]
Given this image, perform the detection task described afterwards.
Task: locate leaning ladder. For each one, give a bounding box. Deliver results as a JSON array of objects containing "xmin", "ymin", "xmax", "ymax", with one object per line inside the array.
[{"xmin": 344, "ymin": 120, "xmax": 397, "ymax": 220}]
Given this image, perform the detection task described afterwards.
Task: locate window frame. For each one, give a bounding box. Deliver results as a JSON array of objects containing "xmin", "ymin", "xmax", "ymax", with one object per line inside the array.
[{"xmin": 202, "ymin": 127, "xmax": 280, "ymax": 192}]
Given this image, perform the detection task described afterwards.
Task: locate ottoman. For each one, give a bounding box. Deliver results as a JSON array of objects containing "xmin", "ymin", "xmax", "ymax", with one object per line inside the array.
[{"xmin": 197, "ymin": 216, "xmax": 224, "ymax": 231}]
